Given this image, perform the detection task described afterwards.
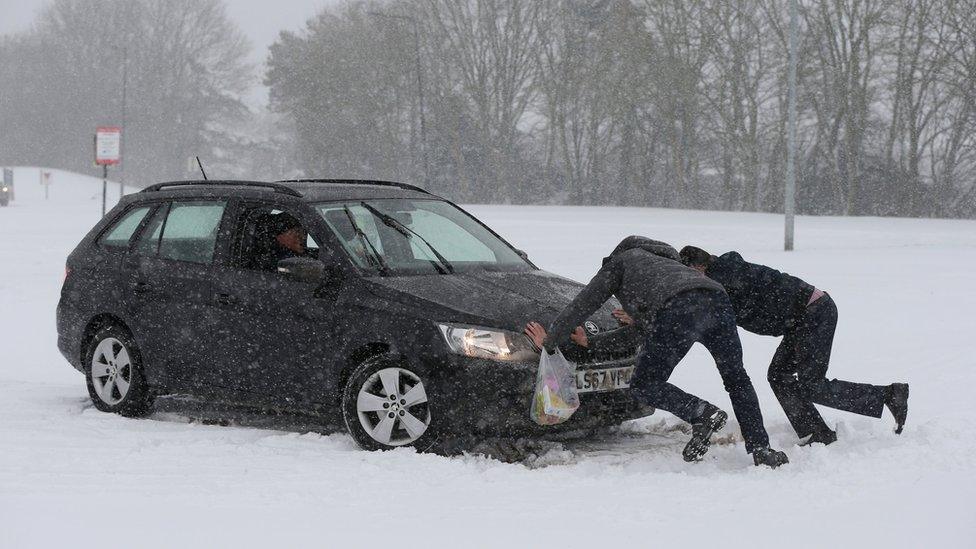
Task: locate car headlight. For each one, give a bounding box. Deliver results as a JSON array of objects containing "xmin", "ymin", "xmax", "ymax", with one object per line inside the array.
[
  {"xmin": 1, "ymin": 187, "xmax": 7, "ymax": 192},
  {"xmin": 438, "ymin": 323, "xmax": 539, "ymax": 362}
]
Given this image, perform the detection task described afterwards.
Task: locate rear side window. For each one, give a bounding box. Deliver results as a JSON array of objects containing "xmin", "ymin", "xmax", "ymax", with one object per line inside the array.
[
  {"xmin": 157, "ymin": 201, "xmax": 227, "ymax": 264},
  {"xmin": 134, "ymin": 205, "xmax": 168, "ymax": 256},
  {"xmin": 99, "ymin": 206, "xmax": 151, "ymax": 249}
]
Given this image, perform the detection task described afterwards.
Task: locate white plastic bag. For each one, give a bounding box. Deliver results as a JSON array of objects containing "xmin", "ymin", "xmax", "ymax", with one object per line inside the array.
[{"xmin": 530, "ymin": 348, "xmax": 580, "ymax": 425}]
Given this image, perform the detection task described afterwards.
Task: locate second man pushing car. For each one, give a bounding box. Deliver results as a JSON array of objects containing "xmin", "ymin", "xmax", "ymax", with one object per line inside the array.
[{"xmin": 678, "ymin": 246, "xmax": 909, "ymax": 444}]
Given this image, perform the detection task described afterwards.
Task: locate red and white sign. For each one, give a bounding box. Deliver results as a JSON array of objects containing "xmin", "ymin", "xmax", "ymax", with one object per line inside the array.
[{"xmin": 94, "ymin": 126, "xmax": 122, "ymax": 166}]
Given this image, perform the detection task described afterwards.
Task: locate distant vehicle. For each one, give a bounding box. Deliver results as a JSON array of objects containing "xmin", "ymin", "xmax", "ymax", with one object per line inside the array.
[
  {"xmin": 0, "ymin": 184, "xmax": 9, "ymax": 206},
  {"xmin": 56, "ymin": 179, "xmax": 648, "ymax": 451}
]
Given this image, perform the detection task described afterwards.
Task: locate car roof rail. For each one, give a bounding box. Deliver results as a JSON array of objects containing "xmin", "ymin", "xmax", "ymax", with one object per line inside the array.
[
  {"xmin": 275, "ymin": 178, "xmax": 431, "ymax": 196},
  {"xmin": 141, "ymin": 180, "xmax": 303, "ymax": 197}
]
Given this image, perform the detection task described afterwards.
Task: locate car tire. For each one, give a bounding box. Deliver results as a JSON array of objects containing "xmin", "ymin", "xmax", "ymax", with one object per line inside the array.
[
  {"xmin": 84, "ymin": 324, "xmax": 154, "ymax": 417},
  {"xmin": 342, "ymin": 355, "xmax": 437, "ymax": 451}
]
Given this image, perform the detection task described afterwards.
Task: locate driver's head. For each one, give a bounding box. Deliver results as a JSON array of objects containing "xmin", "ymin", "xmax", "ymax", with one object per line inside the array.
[{"xmin": 270, "ymin": 213, "xmax": 306, "ymax": 254}]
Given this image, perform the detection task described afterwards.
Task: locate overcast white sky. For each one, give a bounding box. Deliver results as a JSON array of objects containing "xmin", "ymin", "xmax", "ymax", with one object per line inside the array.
[{"xmin": 0, "ymin": 0, "xmax": 338, "ymax": 107}]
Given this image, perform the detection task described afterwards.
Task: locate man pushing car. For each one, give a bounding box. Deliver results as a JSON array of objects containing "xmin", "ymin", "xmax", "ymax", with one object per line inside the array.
[
  {"xmin": 677, "ymin": 246, "xmax": 909, "ymax": 445},
  {"xmin": 525, "ymin": 236, "xmax": 789, "ymax": 467}
]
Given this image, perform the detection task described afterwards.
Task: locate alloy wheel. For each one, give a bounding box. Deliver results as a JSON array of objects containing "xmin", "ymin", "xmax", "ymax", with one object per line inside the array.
[
  {"xmin": 90, "ymin": 337, "xmax": 132, "ymax": 406},
  {"xmin": 356, "ymin": 367, "xmax": 430, "ymax": 446}
]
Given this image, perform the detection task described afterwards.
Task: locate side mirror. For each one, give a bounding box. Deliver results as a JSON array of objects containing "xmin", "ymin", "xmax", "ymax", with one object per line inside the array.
[{"xmin": 277, "ymin": 257, "xmax": 326, "ymax": 283}]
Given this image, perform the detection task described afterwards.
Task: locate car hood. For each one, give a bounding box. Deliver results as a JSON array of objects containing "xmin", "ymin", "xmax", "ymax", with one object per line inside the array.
[{"xmin": 366, "ymin": 269, "xmax": 620, "ymax": 333}]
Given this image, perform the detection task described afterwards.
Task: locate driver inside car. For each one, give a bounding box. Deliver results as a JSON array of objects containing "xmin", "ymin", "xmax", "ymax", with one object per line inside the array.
[{"xmin": 253, "ymin": 211, "xmax": 315, "ymax": 271}]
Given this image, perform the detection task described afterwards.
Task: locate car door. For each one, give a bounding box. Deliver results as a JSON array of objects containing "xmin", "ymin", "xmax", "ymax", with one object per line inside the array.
[
  {"xmin": 121, "ymin": 199, "xmax": 230, "ymax": 394},
  {"xmin": 209, "ymin": 200, "xmax": 344, "ymax": 406},
  {"xmin": 87, "ymin": 203, "xmax": 156, "ymax": 316}
]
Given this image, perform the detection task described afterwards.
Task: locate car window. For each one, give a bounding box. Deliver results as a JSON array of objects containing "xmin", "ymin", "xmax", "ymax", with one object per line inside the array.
[
  {"xmin": 315, "ymin": 199, "xmax": 530, "ymax": 275},
  {"xmin": 234, "ymin": 205, "xmax": 319, "ymax": 271},
  {"xmin": 157, "ymin": 201, "xmax": 227, "ymax": 264},
  {"xmin": 306, "ymin": 233, "xmax": 319, "ymax": 253},
  {"xmin": 405, "ymin": 209, "xmax": 495, "ymax": 262},
  {"xmin": 134, "ymin": 205, "xmax": 168, "ymax": 256},
  {"xmin": 318, "ymin": 204, "xmax": 384, "ymax": 268},
  {"xmin": 99, "ymin": 206, "xmax": 152, "ymax": 249}
]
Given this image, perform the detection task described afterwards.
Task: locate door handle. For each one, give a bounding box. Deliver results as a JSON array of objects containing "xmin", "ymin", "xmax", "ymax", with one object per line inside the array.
[{"xmin": 214, "ymin": 293, "xmax": 237, "ymax": 306}]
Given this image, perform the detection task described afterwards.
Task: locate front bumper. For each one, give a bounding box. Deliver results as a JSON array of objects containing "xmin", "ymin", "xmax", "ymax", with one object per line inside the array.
[{"xmin": 429, "ymin": 354, "xmax": 652, "ymax": 437}]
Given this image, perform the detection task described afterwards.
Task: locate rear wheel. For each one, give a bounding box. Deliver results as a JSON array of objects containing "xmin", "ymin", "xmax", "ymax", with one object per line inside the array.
[
  {"xmin": 85, "ymin": 325, "xmax": 154, "ymax": 417},
  {"xmin": 342, "ymin": 356, "xmax": 436, "ymax": 451}
]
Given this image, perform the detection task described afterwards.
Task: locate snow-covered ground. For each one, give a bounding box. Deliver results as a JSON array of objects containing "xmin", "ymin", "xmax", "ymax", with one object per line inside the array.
[{"xmin": 1, "ymin": 168, "xmax": 974, "ymax": 548}]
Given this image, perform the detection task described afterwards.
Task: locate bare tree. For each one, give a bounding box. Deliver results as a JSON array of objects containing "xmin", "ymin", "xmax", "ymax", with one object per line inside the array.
[
  {"xmin": 423, "ymin": 0, "xmax": 543, "ymax": 200},
  {"xmin": 641, "ymin": 0, "xmax": 717, "ymax": 208},
  {"xmin": 0, "ymin": 0, "xmax": 252, "ymax": 183}
]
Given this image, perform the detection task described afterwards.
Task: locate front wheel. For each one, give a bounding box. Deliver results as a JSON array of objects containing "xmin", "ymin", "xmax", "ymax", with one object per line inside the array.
[
  {"xmin": 342, "ymin": 356, "xmax": 436, "ymax": 451},
  {"xmin": 85, "ymin": 325, "xmax": 154, "ymax": 417}
]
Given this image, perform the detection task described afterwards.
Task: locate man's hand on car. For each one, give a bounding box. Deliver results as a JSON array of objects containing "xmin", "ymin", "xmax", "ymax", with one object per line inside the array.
[
  {"xmin": 612, "ymin": 308, "xmax": 634, "ymax": 325},
  {"xmin": 524, "ymin": 322, "xmax": 547, "ymax": 350},
  {"xmin": 570, "ymin": 326, "xmax": 589, "ymax": 348},
  {"xmin": 525, "ymin": 321, "xmax": 590, "ymax": 350}
]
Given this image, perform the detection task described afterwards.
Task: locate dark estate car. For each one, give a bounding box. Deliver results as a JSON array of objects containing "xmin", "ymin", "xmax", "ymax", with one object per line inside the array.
[{"xmin": 57, "ymin": 179, "xmax": 650, "ymax": 451}]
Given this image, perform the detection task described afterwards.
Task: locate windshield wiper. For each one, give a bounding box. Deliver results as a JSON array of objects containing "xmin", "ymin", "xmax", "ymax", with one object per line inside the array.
[
  {"xmin": 343, "ymin": 205, "xmax": 390, "ymax": 275},
  {"xmin": 360, "ymin": 201, "xmax": 455, "ymax": 274}
]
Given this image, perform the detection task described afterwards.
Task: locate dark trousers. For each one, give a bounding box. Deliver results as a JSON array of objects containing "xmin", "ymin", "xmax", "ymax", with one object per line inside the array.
[
  {"xmin": 768, "ymin": 294, "xmax": 886, "ymax": 438},
  {"xmin": 633, "ymin": 290, "xmax": 770, "ymax": 453}
]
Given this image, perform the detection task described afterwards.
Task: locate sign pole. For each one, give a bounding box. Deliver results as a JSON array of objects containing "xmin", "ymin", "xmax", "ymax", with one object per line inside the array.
[{"xmin": 102, "ymin": 165, "xmax": 108, "ymax": 216}]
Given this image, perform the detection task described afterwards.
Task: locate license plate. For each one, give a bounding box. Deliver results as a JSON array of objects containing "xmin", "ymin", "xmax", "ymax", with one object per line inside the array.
[{"xmin": 575, "ymin": 366, "xmax": 634, "ymax": 394}]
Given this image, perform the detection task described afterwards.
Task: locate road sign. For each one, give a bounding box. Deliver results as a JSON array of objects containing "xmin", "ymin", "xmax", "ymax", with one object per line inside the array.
[{"xmin": 95, "ymin": 126, "xmax": 122, "ymax": 166}]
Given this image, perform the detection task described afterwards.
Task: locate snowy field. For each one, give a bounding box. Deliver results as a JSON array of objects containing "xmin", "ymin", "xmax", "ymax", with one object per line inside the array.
[{"xmin": 1, "ymin": 168, "xmax": 974, "ymax": 548}]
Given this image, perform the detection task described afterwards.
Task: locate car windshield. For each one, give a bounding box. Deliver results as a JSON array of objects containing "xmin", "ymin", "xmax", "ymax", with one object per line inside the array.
[{"xmin": 315, "ymin": 199, "xmax": 532, "ymax": 276}]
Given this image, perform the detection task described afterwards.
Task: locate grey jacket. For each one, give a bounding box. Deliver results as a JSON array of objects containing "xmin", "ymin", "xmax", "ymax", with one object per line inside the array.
[{"xmin": 544, "ymin": 236, "xmax": 725, "ymax": 350}]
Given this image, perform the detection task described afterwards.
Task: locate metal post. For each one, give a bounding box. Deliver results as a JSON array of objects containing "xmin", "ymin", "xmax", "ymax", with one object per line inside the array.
[
  {"xmin": 784, "ymin": 0, "xmax": 798, "ymax": 251},
  {"xmin": 102, "ymin": 165, "xmax": 108, "ymax": 216},
  {"xmin": 120, "ymin": 46, "xmax": 127, "ymax": 199},
  {"xmin": 412, "ymin": 22, "xmax": 430, "ymax": 187}
]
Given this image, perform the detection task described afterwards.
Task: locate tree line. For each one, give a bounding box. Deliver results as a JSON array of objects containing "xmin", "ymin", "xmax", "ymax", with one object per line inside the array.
[
  {"xmin": 2, "ymin": 0, "xmax": 975, "ymax": 218},
  {"xmin": 0, "ymin": 0, "xmax": 265, "ymax": 186},
  {"xmin": 267, "ymin": 0, "xmax": 976, "ymax": 217}
]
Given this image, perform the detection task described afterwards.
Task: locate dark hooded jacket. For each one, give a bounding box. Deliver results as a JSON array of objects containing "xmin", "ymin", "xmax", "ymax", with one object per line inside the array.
[
  {"xmin": 705, "ymin": 251, "xmax": 815, "ymax": 337},
  {"xmin": 544, "ymin": 236, "xmax": 724, "ymax": 350}
]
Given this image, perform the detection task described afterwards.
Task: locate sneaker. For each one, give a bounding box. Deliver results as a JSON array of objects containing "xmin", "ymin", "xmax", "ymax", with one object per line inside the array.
[
  {"xmin": 885, "ymin": 383, "xmax": 909, "ymax": 434},
  {"xmin": 753, "ymin": 447, "xmax": 789, "ymax": 468},
  {"xmin": 682, "ymin": 405, "xmax": 728, "ymax": 462},
  {"xmin": 798, "ymin": 429, "xmax": 837, "ymax": 446}
]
